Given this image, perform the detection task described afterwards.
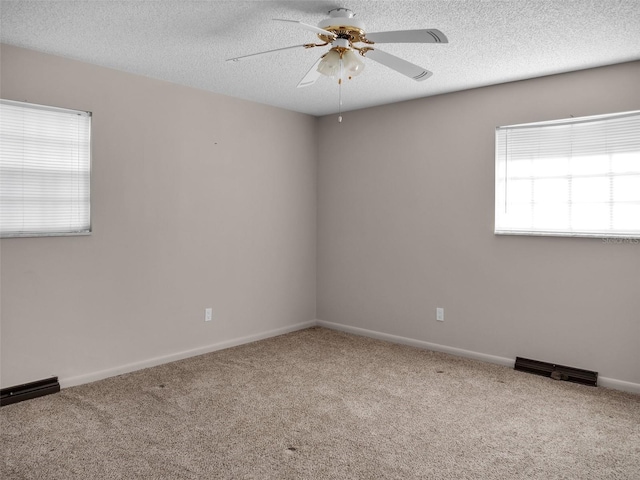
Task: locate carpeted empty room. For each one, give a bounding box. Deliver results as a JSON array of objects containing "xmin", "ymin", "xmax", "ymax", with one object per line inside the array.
[
  {"xmin": 1, "ymin": 3, "xmax": 640, "ymax": 479},
  {"xmin": 2, "ymin": 328, "xmax": 639, "ymax": 479}
]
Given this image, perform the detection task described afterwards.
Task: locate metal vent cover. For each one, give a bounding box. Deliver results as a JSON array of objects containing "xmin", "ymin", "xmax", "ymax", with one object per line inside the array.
[
  {"xmin": 514, "ymin": 357, "xmax": 598, "ymax": 387},
  {"xmin": 1, "ymin": 377, "xmax": 61, "ymax": 407}
]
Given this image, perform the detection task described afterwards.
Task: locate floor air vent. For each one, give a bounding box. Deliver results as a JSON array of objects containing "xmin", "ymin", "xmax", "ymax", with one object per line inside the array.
[
  {"xmin": 1, "ymin": 377, "xmax": 60, "ymax": 407},
  {"xmin": 514, "ymin": 357, "xmax": 598, "ymax": 387}
]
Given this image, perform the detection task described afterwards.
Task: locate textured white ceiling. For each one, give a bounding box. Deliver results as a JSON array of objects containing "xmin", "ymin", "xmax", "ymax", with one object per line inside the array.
[{"xmin": 1, "ymin": 0, "xmax": 639, "ymax": 116}]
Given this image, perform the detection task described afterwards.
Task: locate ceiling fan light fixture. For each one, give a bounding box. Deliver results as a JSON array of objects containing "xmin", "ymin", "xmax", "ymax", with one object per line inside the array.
[
  {"xmin": 317, "ymin": 49, "xmax": 342, "ymax": 77},
  {"xmin": 317, "ymin": 48, "xmax": 364, "ymax": 80},
  {"xmin": 341, "ymin": 49, "xmax": 364, "ymax": 77}
]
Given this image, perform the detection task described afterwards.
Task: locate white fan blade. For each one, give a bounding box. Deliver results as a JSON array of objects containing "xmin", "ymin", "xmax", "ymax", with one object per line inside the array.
[
  {"xmin": 226, "ymin": 44, "xmax": 308, "ymax": 62},
  {"xmin": 273, "ymin": 19, "xmax": 337, "ymax": 38},
  {"xmin": 297, "ymin": 58, "xmax": 323, "ymax": 88},
  {"xmin": 366, "ymin": 29, "xmax": 448, "ymax": 44},
  {"xmin": 364, "ymin": 49, "xmax": 433, "ymax": 81}
]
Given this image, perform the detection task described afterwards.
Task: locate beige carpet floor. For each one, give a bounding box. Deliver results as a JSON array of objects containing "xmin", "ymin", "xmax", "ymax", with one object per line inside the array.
[{"xmin": 1, "ymin": 327, "xmax": 639, "ymax": 479}]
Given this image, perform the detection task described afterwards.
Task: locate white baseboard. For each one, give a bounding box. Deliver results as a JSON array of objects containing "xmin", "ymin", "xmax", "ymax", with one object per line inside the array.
[
  {"xmin": 60, "ymin": 318, "xmax": 640, "ymax": 395},
  {"xmin": 316, "ymin": 320, "xmax": 514, "ymax": 367},
  {"xmin": 316, "ymin": 320, "xmax": 640, "ymax": 395},
  {"xmin": 61, "ymin": 320, "xmax": 316, "ymax": 389},
  {"xmin": 598, "ymin": 377, "xmax": 640, "ymax": 394}
]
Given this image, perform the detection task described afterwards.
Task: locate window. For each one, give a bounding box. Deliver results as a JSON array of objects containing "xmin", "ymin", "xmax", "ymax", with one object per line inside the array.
[
  {"xmin": 495, "ymin": 111, "xmax": 640, "ymax": 238},
  {"xmin": 0, "ymin": 99, "xmax": 91, "ymax": 238}
]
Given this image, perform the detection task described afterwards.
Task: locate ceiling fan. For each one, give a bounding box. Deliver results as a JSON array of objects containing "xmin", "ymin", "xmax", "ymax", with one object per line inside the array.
[{"xmin": 226, "ymin": 7, "xmax": 448, "ymax": 88}]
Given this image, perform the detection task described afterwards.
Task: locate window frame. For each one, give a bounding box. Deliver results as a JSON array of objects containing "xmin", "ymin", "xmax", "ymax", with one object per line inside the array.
[
  {"xmin": 0, "ymin": 99, "xmax": 92, "ymax": 239},
  {"xmin": 494, "ymin": 110, "xmax": 640, "ymax": 239}
]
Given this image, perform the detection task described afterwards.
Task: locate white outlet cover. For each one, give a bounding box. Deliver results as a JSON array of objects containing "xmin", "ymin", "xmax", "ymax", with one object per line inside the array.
[{"xmin": 436, "ymin": 308, "xmax": 444, "ymax": 321}]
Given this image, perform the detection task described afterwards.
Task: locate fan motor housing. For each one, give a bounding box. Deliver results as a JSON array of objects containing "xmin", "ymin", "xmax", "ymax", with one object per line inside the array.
[
  {"xmin": 317, "ymin": 8, "xmax": 367, "ymax": 44},
  {"xmin": 318, "ymin": 17, "xmax": 366, "ymax": 30}
]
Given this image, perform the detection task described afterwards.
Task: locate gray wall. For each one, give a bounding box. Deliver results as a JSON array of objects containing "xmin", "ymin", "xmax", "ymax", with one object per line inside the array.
[
  {"xmin": 0, "ymin": 45, "xmax": 317, "ymax": 388},
  {"xmin": 1, "ymin": 44, "xmax": 638, "ymax": 390},
  {"xmin": 317, "ymin": 62, "xmax": 640, "ymax": 385}
]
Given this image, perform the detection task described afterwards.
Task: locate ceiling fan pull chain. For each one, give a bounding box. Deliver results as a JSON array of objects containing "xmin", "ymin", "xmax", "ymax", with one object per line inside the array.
[{"xmin": 338, "ymin": 59, "xmax": 343, "ymax": 123}]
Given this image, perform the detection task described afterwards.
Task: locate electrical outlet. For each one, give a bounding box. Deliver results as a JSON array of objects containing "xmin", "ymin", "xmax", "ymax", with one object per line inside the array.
[
  {"xmin": 205, "ymin": 308, "xmax": 213, "ymax": 322},
  {"xmin": 436, "ymin": 307, "xmax": 444, "ymax": 322}
]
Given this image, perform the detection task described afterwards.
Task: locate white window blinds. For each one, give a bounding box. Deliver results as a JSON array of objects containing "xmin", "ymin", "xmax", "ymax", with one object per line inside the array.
[
  {"xmin": 0, "ymin": 99, "xmax": 91, "ymax": 238},
  {"xmin": 495, "ymin": 111, "xmax": 640, "ymax": 238}
]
